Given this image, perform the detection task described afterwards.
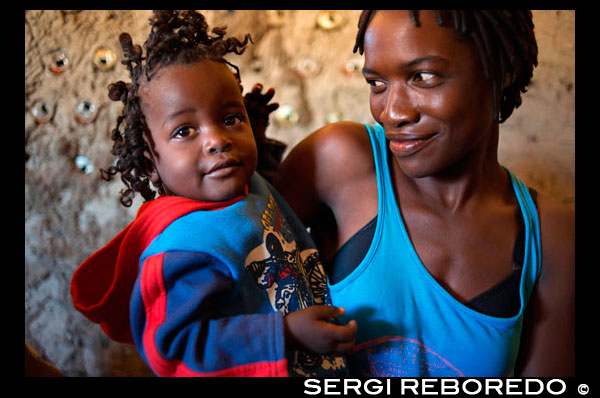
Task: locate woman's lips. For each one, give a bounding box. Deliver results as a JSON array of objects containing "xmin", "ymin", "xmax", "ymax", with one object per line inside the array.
[{"xmin": 387, "ymin": 134, "xmax": 437, "ymax": 157}]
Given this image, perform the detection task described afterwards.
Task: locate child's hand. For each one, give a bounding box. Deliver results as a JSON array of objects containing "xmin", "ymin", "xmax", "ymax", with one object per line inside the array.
[
  {"xmin": 243, "ymin": 83, "xmax": 279, "ymax": 143},
  {"xmin": 283, "ymin": 306, "xmax": 357, "ymax": 355}
]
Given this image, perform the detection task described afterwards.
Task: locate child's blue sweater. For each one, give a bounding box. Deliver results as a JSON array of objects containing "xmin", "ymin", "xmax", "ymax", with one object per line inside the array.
[{"xmin": 71, "ymin": 173, "xmax": 347, "ymax": 377}]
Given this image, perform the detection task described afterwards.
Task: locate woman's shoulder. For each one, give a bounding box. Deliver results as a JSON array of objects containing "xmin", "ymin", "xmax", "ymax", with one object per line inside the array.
[
  {"xmin": 536, "ymin": 194, "xmax": 574, "ymax": 247},
  {"xmin": 312, "ymin": 120, "xmax": 370, "ymax": 141},
  {"xmin": 535, "ymin": 193, "xmax": 574, "ymax": 270},
  {"xmin": 273, "ymin": 121, "xmax": 377, "ymax": 223},
  {"xmin": 294, "ymin": 121, "xmax": 374, "ymax": 172},
  {"xmin": 516, "ymin": 190, "xmax": 574, "ymax": 376}
]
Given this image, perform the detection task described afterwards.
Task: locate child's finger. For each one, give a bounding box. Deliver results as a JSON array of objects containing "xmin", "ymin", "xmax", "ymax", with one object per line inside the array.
[
  {"xmin": 339, "ymin": 319, "xmax": 358, "ymax": 340},
  {"xmin": 326, "ymin": 319, "xmax": 357, "ymax": 344},
  {"xmin": 331, "ymin": 320, "xmax": 357, "ymax": 354},
  {"xmin": 252, "ymin": 83, "xmax": 264, "ymax": 93},
  {"xmin": 312, "ymin": 305, "xmax": 345, "ymax": 320},
  {"xmin": 262, "ymin": 87, "xmax": 276, "ymax": 101}
]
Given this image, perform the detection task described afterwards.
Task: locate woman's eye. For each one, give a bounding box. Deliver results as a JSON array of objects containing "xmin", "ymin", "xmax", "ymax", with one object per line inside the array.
[
  {"xmin": 172, "ymin": 126, "xmax": 196, "ymax": 139},
  {"xmin": 414, "ymin": 72, "xmax": 438, "ymax": 85},
  {"xmin": 366, "ymin": 79, "xmax": 386, "ymax": 93},
  {"xmin": 367, "ymin": 79, "xmax": 384, "ymax": 88}
]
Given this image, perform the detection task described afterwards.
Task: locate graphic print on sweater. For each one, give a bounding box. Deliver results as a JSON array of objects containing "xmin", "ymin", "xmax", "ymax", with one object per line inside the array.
[
  {"xmin": 245, "ymin": 194, "xmax": 345, "ymax": 376},
  {"xmin": 245, "ymin": 194, "xmax": 329, "ymax": 312}
]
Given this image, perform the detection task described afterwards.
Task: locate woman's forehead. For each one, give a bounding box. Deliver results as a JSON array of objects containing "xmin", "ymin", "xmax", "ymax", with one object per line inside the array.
[{"xmin": 364, "ymin": 11, "xmax": 469, "ymax": 63}]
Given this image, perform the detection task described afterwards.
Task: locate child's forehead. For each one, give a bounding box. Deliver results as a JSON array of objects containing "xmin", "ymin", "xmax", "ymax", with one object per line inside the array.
[
  {"xmin": 142, "ymin": 60, "xmax": 236, "ymax": 85},
  {"xmin": 138, "ymin": 60, "xmax": 244, "ymax": 112},
  {"xmin": 140, "ymin": 60, "xmax": 239, "ymax": 96}
]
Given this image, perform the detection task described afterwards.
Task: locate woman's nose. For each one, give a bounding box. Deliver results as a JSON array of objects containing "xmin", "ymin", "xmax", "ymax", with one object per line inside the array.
[{"xmin": 379, "ymin": 85, "xmax": 420, "ymax": 128}]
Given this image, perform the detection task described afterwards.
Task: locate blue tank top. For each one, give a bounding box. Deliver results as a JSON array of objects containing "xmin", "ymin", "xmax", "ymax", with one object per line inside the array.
[{"xmin": 328, "ymin": 123, "xmax": 541, "ymax": 377}]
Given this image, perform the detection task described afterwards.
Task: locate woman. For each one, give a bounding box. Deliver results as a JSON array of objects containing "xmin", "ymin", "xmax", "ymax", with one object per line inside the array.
[{"xmin": 273, "ymin": 10, "xmax": 574, "ymax": 376}]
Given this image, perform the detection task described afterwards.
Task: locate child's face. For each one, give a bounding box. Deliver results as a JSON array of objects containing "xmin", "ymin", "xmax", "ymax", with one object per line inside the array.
[
  {"xmin": 139, "ymin": 60, "xmax": 257, "ymax": 202},
  {"xmin": 363, "ymin": 10, "xmax": 495, "ymax": 179}
]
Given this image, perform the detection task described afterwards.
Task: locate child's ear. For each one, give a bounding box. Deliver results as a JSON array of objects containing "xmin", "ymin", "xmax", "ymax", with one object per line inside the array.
[
  {"xmin": 148, "ymin": 167, "xmax": 170, "ymax": 196},
  {"xmin": 141, "ymin": 147, "xmax": 159, "ymax": 183},
  {"xmin": 141, "ymin": 130, "xmax": 164, "ymax": 186},
  {"xmin": 142, "ymin": 136, "xmax": 155, "ymax": 161},
  {"xmin": 142, "ymin": 128, "xmax": 156, "ymax": 159},
  {"xmin": 143, "ymin": 148, "xmax": 154, "ymax": 163},
  {"xmin": 148, "ymin": 167, "xmax": 160, "ymax": 184}
]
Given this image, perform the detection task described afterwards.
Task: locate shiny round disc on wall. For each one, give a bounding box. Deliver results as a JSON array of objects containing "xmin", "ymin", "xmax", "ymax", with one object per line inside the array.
[
  {"xmin": 30, "ymin": 100, "xmax": 54, "ymax": 124},
  {"xmin": 343, "ymin": 56, "xmax": 364, "ymax": 76},
  {"xmin": 250, "ymin": 59, "xmax": 265, "ymax": 73},
  {"xmin": 273, "ymin": 104, "xmax": 300, "ymax": 127},
  {"xmin": 325, "ymin": 109, "xmax": 344, "ymax": 124},
  {"xmin": 74, "ymin": 155, "xmax": 94, "ymax": 174},
  {"xmin": 92, "ymin": 47, "xmax": 117, "ymax": 71},
  {"xmin": 46, "ymin": 49, "xmax": 70, "ymax": 74},
  {"xmin": 316, "ymin": 10, "xmax": 344, "ymax": 31},
  {"xmin": 74, "ymin": 100, "xmax": 97, "ymax": 124},
  {"xmin": 296, "ymin": 57, "xmax": 320, "ymax": 78},
  {"xmin": 266, "ymin": 10, "xmax": 286, "ymax": 27}
]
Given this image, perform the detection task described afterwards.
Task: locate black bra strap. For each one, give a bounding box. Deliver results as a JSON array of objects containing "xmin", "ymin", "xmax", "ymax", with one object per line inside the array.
[{"xmin": 326, "ymin": 215, "xmax": 377, "ymax": 284}]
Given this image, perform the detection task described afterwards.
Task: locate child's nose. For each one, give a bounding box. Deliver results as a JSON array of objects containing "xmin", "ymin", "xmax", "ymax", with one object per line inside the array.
[{"xmin": 203, "ymin": 130, "xmax": 232, "ymax": 155}]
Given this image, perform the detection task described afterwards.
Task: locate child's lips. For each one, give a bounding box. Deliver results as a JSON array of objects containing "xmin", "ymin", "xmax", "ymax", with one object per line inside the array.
[{"xmin": 204, "ymin": 158, "xmax": 241, "ymax": 177}]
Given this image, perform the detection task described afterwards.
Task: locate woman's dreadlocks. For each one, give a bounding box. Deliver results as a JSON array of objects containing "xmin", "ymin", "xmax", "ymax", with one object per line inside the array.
[{"xmin": 354, "ymin": 10, "xmax": 538, "ymax": 124}]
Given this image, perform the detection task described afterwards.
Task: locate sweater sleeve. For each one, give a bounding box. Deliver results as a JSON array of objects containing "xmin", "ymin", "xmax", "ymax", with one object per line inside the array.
[{"xmin": 130, "ymin": 250, "xmax": 289, "ymax": 377}]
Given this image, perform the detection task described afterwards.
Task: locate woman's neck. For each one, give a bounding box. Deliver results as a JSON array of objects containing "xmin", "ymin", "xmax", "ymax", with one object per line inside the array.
[{"xmin": 392, "ymin": 126, "xmax": 510, "ymax": 213}]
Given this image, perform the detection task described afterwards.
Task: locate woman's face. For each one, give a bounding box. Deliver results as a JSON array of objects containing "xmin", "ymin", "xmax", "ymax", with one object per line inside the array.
[{"xmin": 362, "ymin": 10, "xmax": 496, "ymax": 178}]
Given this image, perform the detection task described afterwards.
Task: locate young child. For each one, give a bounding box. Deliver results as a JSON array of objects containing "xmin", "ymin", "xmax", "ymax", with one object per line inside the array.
[{"xmin": 70, "ymin": 10, "xmax": 356, "ymax": 377}]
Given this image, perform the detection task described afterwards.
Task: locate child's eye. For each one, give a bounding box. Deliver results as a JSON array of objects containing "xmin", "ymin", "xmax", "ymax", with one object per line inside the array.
[
  {"xmin": 224, "ymin": 114, "xmax": 245, "ymax": 126},
  {"xmin": 172, "ymin": 126, "xmax": 197, "ymax": 139}
]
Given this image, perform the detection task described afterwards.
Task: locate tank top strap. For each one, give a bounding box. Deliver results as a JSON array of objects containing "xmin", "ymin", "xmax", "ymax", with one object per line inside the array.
[
  {"xmin": 364, "ymin": 123, "xmax": 394, "ymax": 220},
  {"xmin": 504, "ymin": 168, "xmax": 542, "ymax": 304}
]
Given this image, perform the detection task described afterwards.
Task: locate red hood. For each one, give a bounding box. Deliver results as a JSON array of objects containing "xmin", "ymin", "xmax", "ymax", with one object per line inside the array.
[{"xmin": 70, "ymin": 191, "xmax": 246, "ymax": 344}]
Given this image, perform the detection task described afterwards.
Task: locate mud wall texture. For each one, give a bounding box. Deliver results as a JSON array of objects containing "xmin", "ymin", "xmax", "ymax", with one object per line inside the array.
[{"xmin": 25, "ymin": 10, "xmax": 574, "ymax": 376}]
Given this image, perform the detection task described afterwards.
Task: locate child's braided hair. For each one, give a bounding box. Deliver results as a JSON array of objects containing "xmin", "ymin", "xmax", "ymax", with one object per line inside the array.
[{"xmin": 101, "ymin": 10, "xmax": 251, "ymax": 207}]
